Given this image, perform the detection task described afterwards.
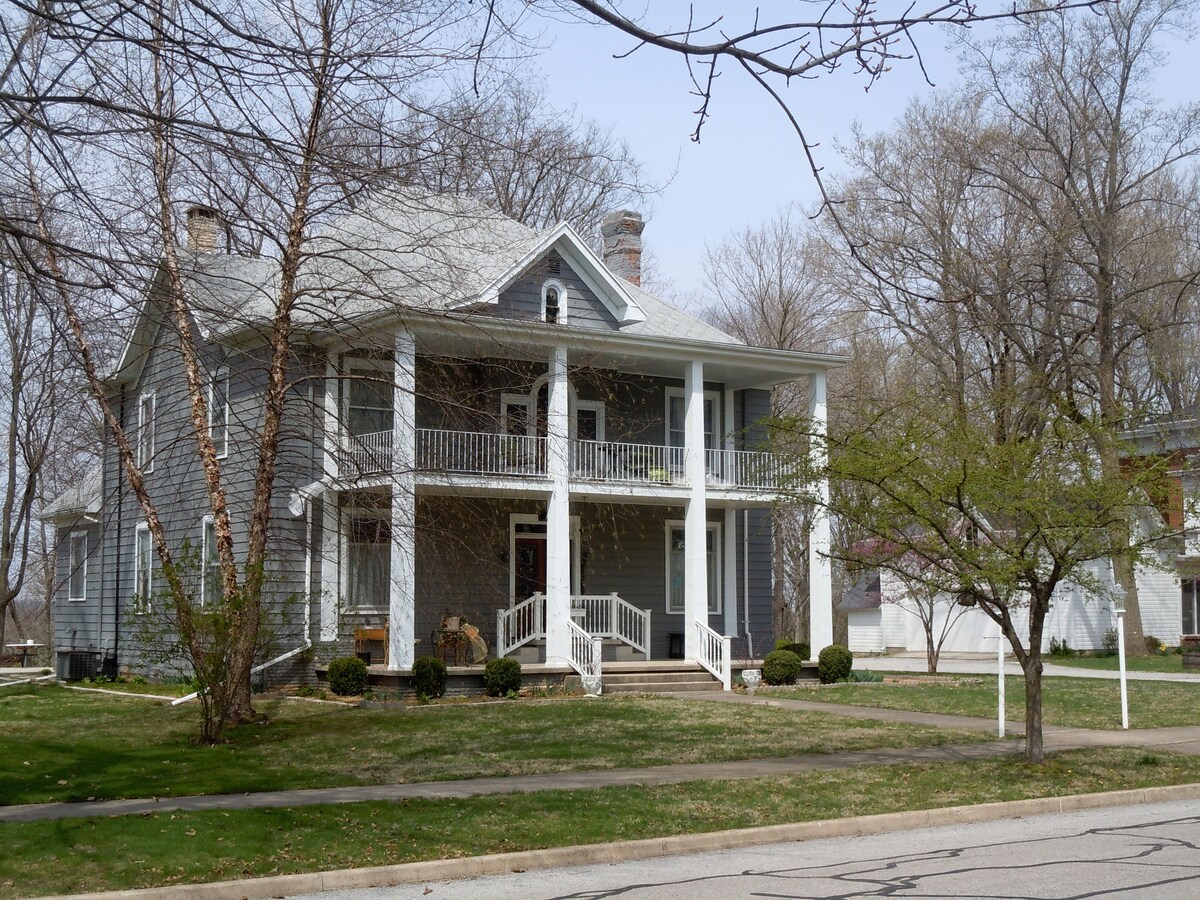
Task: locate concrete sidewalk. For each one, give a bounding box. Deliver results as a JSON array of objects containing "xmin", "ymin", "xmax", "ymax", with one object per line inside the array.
[
  {"xmin": 854, "ymin": 651, "xmax": 1200, "ymax": 682},
  {"xmin": 6, "ymin": 691, "xmax": 1200, "ymax": 826}
]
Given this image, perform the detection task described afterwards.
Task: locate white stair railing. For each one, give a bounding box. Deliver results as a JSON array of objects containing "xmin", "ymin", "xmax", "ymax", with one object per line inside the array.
[
  {"xmin": 571, "ymin": 593, "xmax": 650, "ymax": 658},
  {"xmin": 567, "ymin": 616, "xmax": 602, "ymax": 679},
  {"xmin": 613, "ymin": 595, "xmax": 650, "ymax": 658},
  {"xmin": 496, "ymin": 594, "xmax": 545, "ymax": 657},
  {"xmin": 695, "ymin": 620, "xmax": 732, "ymax": 691}
]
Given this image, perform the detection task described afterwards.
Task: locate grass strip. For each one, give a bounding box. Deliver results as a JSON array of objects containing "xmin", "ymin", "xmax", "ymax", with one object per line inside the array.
[
  {"xmin": 770, "ymin": 675, "xmax": 1200, "ymax": 730},
  {"xmin": 0, "ymin": 686, "xmax": 986, "ymax": 805},
  {"xmin": 1047, "ymin": 655, "xmax": 1189, "ymax": 674},
  {"xmin": 2, "ymin": 748, "xmax": 1197, "ymax": 899}
]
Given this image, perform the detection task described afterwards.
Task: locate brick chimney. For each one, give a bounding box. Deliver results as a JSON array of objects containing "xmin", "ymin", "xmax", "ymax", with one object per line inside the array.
[
  {"xmin": 185, "ymin": 204, "xmax": 223, "ymax": 253},
  {"xmin": 601, "ymin": 210, "xmax": 644, "ymax": 287}
]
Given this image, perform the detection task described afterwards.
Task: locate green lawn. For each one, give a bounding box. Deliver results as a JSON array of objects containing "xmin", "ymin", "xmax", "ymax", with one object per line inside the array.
[
  {"xmin": 3, "ymin": 748, "xmax": 1196, "ymax": 899},
  {"xmin": 1048, "ymin": 654, "xmax": 1190, "ymax": 674},
  {"xmin": 770, "ymin": 675, "xmax": 1200, "ymax": 730},
  {"xmin": 0, "ymin": 686, "xmax": 986, "ymax": 805}
]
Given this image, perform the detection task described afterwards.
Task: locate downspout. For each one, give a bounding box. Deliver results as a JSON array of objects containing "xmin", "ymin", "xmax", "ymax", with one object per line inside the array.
[{"xmin": 172, "ymin": 480, "xmax": 321, "ymax": 706}]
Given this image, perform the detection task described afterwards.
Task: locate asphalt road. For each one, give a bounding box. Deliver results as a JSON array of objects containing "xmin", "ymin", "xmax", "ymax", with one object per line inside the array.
[{"xmin": 303, "ymin": 798, "xmax": 1200, "ymax": 899}]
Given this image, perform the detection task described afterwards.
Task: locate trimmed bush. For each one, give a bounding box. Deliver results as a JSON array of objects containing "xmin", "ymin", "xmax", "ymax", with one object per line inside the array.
[
  {"xmin": 762, "ymin": 649, "xmax": 804, "ymax": 686},
  {"xmin": 327, "ymin": 656, "xmax": 368, "ymax": 696},
  {"xmin": 412, "ymin": 656, "xmax": 447, "ymax": 699},
  {"xmin": 817, "ymin": 644, "xmax": 853, "ymax": 684},
  {"xmin": 1145, "ymin": 635, "xmax": 1163, "ymax": 654},
  {"xmin": 484, "ymin": 658, "xmax": 522, "ymax": 697},
  {"xmin": 778, "ymin": 641, "xmax": 811, "ymax": 661}
]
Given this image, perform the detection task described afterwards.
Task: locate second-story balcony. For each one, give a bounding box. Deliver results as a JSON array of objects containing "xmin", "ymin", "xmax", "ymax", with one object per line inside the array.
[{"xmin": 337, "ymin": 428, "xmax": 792, "ymax": 492}]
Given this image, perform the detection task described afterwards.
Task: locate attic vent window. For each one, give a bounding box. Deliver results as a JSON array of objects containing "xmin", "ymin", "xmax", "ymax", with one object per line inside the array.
[
  {"xmin": 541, "ymin": 279, "xmax": 566, "ymax": 325},
  {"xmin": 547, "ymin": 255, "xmax": 561, "ymax": 275}
]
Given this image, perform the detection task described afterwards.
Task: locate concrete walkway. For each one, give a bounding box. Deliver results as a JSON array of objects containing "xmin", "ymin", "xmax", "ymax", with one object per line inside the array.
[
  {"xmin": 7, "ymin": 691, "xmax": 1200, "ymax": 826},
  {"xmin": 854, "ymin": 651, "xmax": 1200, "ymax": 683}
]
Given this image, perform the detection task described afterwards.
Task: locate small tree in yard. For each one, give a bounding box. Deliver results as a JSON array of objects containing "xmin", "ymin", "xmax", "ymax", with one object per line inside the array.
[
  {"xmin": 784, "ymin": 392, "xmax": 1171, "ymax": 763},
  {"xmin": 875, "ymin": 550, "xmax": 973, "ymax": 675}
]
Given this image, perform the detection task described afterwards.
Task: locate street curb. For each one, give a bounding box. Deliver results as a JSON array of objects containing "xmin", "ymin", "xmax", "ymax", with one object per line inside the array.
[{"xmin": 36, "ymin": 781, "xmax": 1200, "ymax": 900}]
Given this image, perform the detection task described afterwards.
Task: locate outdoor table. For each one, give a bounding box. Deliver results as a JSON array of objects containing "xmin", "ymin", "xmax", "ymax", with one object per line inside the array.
[{"xmin": 5, "ymin": 643, "xmax": 44, "ymax": 667}]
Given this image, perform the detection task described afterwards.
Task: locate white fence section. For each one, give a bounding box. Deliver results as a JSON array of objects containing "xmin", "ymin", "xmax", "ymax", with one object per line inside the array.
[
  {"xmin": 705, "ymin": 448, "xmax": 790, "ymax": 490},
  {"xmin": 572, "ymin": 593, "xmax": 651, "ymax": 658},
  {"xmin": 496, "ymin": 594, "xmax": 545, "ymax": 658},
  {"xmin": 419, "ymin": 429, "xmax": 546, "ymax": 477},
  {"xmin": 340, "ymin": 430, "xmax": 392, "ymax": 476},
  {"xmin": 695, "ymin": 620, "xmax": 732, "ymax": 691},
  {"xmin": 567, "ymin": 616, "xmax": 602, "ymax": 679},
  {"xmin": 571, "ymin": 440, "xmax": 688, "ymax": 486}
]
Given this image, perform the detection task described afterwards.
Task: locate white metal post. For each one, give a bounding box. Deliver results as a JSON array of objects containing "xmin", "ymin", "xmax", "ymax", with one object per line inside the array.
[
  {"xmin": 808, "ymin": 371, "xmax": 833, "ymax": 659},
  {"xmin": 997, "ymin": 619, "xmax": 1005, "ymax": 739},
  {"xmin": 389, "ymin": 327, "xmax": 417, "ymax": 670},
  {"xmin": 684, "ymin": 360, "xmax": 708, "ymax": 660},
  {"xmin": 1116, "ymin": 607, "xmax": 1129, "ymax": 729},
  {"xmin": 545, "ymin": 345, "xmax": 572, "ymax": 666}
]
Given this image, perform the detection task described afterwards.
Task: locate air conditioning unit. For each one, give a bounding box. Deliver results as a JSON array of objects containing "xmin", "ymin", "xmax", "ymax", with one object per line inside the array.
[{"xmin": 56, "ymin": 650, "xmax": 99, "ymax": 681}]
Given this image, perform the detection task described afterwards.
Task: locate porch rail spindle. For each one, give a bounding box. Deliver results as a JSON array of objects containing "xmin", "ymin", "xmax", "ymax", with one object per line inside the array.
[
  {"xmin": 695, "ymin": 620, "xmax": 731, "ymax": 690},
  {"xmin": 496, "ymin": 593, "xmax": 546, "ymax": 657},
  {"xmin": 566, "ymin": 616, "xmax": 601, "ymax": 679}
]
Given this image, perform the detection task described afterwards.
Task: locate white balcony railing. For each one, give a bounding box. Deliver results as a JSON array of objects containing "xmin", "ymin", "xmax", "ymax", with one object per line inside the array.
[
  {"xmin": 570, "ymin": 440, "xmax": 688, "ymax": 486},
  {"xmin": 695, "ymin": 620, "xmax": 732, "ymax": 691},
  {"xmin": 339, "ymin": 429, "xmax": 784, "ymax": 493},
  {"xmin": 705, "ymin": 448, "xmax": 790, "ymax": 491},
  {"xmin": 419, "ymin": 429, "xmax": 546, "ymax": 477}
]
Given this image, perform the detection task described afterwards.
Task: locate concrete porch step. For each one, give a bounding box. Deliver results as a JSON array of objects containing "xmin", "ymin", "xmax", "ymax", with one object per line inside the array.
[
  {"xmin": 604, "ymin": 678, "xmax": 722, "ymax": 694},
  {"xmin": 601, "ymin": 669, "xmax": 711, "ymax": 685}
]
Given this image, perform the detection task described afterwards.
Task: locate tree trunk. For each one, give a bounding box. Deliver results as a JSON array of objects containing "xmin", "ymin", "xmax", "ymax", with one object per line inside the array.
[
  {"xmin": 925, "ymin": 617, "xmax": 938, "ymax": 674},
  {"xmin": 1022, "ymin": 651, "xmax": 1044, "ymax": 763}
]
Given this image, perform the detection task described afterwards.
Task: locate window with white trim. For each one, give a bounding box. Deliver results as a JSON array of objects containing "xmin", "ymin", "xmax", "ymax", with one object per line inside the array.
[
  {"xmin": 665, "ymin": 520, "xmax": 721, "ymax": 615},
  {"xmin": 500, "ymin": 393, "xmax": 532, "ymax": 436},
  {"xmin": 574, "ymin": 399, "xmax": 606, "ymax": 442},
  {"xmin": 346, "ymin": 361, "xmax": 393, "ymax": 438},
  {"xmin": 347, "ymin": 508, "xmax": 390, "ymax": 610},
  {"xmin": 665, "ymin": 388, "xmax": 718, "ymax": 450},
  {"xmin": 200, "ymin": 516, "xmax": 221, "ymax": 606},
  {"xmin": 209, "ymin": 366, "xmax": 229, "ymax": 458},
  {"xmin": 134, "ymin": 523, "xmax": 152, "ymax": 613},
  {"xmin": 67, "ymin": 531, "xmax": 87, "ymax": 602},
  {"xmin": 541, "ymin": 279, "xmax": 567, "ymax": 325},
  {"xmin": 137, "ymin": 392, "xmax": 156, "ymax": 471}
]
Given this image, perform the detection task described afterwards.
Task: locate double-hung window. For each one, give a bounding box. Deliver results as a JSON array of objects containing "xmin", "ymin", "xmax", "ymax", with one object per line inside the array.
[
  {"xmin": 347, "ymin": 512, "xmax": 390, "ymax": 610},
  {"xmin": 1184, "ymin": 579, "xmax": 1199, "ymax": 636},
  {"xmin": 665, "ymin": 388, "xmax": 718, "ymax": 450},
  {"xmin": 347, "ymin": 368, "xmax": 393, "ymax": 438},
  {"xmin": 209, "ymin": 367, "xmax": 229, "ymax": 458},
  {"xmin": 68, "ymin": 532, "xmax": 87, "ymax": 602},
  {"xmin": 201, "ymin": 516, "xmax": 221, "ymax": 606},
  {"xmin": 665, "ymin": 521, "xmax": 721, "ymax": 615},
  {"xmin": 134, "ymin": 523, "xmax": 152, "ymax": 613},
  {"xmin": 137, "ymin": 392, "xmax": 156, "ymax": 471}
]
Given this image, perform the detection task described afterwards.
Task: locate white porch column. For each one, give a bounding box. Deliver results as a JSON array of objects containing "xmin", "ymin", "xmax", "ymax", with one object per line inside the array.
[
  {"xmin": 723, "ymin": 389, "xmax": 738, "ymax": 638},
  {"xmin": 319, "ymin": 359, "xmax": 340, "ymax": 642},
  {"xmin": 808, "ymin": 370, "xmax": 833, "ymax": 658},
  {"xmin": 544, "ymin": 344, "xmax": 572, "ymax": 665},
  {"xmin": 684, "ymin": 360, "xmax": 708, "ymax": 659},
  {"xmin": 389, "ymin": 328, "xmax": 417, "ymax": 670}
]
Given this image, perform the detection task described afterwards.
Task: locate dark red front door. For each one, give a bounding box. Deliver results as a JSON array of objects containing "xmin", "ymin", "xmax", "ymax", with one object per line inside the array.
[{"xmin": 514, "ymin": 537, "xmax": 547, "ymax": 601}]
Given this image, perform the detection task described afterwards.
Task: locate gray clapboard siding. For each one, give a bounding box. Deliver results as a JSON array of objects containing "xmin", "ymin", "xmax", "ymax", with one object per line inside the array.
[{"xmin": 492, "ymin": 255, "xmax": 619, "ymax": 330}]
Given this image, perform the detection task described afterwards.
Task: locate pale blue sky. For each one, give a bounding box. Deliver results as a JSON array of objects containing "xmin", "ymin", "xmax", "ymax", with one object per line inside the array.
[{"xmin": 532, "ymin": 6, "xmax": 1198, "ymax": 303}]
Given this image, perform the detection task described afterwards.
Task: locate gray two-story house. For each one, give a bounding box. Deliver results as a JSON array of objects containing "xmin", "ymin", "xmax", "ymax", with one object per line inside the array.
[{"xmin": 44, "ymin": 190, "xmax": 842, "ymax": 690}]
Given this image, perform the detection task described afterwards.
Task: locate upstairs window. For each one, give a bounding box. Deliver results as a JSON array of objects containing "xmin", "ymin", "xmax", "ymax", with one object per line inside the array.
[
  {"xmin": 347, "ymin": 370, "xmax": 393, "ymax": 438},
  {"xmin": 541, "ymin": 279, "xmax": 567, "ymax": 325},
  {"xmin": 209, "ymin": 367, "xmax": 229, "ymax": 458},
  {"xmin": 137, "ymin": 392, "xmax": 156, "ymax": 471},
  {"xmin": 666, "ymin": 388, "xmax": 718, "ymax": 450},
  {"xmin": 134, "ymin": 523, "xmax": 152, "ymax": 613},
  {"xmin": 68, "ymin": 532, "xmax": 87, "ymax": 602},
  {"xmin": 201, "ymin": 516, "xmax": 222, "ymax": 606}
]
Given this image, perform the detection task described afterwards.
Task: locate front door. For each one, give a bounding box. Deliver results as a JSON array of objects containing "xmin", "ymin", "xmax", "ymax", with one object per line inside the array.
[{"xmin": 514, "ymin": 536, "xmax": 547, "ymax": 602}]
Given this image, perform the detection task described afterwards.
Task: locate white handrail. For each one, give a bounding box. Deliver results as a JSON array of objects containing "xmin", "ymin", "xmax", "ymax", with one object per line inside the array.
[
  {"xmin": 695, "ymin": 620, "xmax": 731, "ymax": 691},
  {"xmin": 566, "ymin": 616, "xmax": 602, "ymax": 679},
  {"xmin": 496, "ymin": 594, "xmax": 545, "ymax": 657},
  {"xmin": 571, "ymin": 593, "xmax": 649, "ymax": 658}
]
